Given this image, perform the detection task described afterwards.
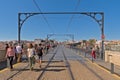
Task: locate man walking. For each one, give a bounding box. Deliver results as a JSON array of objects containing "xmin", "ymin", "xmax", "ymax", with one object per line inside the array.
[{"xmin": 16, "ymin": 43, "xmax": 22, "ymax": 62}]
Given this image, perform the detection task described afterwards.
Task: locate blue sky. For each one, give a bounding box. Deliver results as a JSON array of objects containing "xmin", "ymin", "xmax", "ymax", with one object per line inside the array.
[{"xmin": 0, "ymin": 0, "xmax": 120, "ymax": 41}]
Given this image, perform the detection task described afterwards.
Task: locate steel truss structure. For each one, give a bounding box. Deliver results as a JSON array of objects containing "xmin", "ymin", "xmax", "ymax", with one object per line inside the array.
[{"xmin": 18, "ymin": 12, "xmax": 104, "ymax": 59}]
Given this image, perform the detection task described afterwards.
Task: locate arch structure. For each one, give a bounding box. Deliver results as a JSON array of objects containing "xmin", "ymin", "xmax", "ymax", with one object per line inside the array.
[{"xmin": 18, "ymin": 12, "xmax": 105, "ymax": 59}]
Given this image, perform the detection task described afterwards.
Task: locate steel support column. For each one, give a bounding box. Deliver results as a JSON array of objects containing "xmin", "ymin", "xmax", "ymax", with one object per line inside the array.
[
  {"xmin": 84, "ymin": 12, "xmax": 105, "ymax": 59},
  {"xmin": 18, "ymin": 13, "xmax": 21, "ymax": 43},
  {"xmin": 18, "ymin": 13, "xmax": 40, "ymax": 43}
]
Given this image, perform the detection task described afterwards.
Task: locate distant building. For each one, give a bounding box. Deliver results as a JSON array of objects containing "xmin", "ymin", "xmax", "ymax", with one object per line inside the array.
[{"xmin": 34, "ymin": 39, "xmax": 42, "ymax": 44}]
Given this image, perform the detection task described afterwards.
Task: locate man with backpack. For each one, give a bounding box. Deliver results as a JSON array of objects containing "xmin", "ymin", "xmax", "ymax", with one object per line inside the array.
[{"xmin": 37, "ymin": 44, "xmax": 43, "ymax": 68}]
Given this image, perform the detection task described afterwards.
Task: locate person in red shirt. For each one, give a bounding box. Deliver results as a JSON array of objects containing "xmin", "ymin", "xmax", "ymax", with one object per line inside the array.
[
  {"xmin": 6, "ymin": 44, "xmax": 15, "ymax": 71},
  {"xmin": 91, "ymin": 47, "xmax": 96, "ymax": 59}
]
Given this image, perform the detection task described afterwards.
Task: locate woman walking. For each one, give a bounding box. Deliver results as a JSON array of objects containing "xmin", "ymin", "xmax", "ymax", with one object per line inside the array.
[
  {"xmin": 27, "ymin": 43, "xmax": 35, "ymax": 71},
  {"xmin": 91, "ymin": 47, "xmax": 96, "ymax": 62},
  {"xmin": 6, "ymin": 44, "xmax": 15, "ymax": 71}
]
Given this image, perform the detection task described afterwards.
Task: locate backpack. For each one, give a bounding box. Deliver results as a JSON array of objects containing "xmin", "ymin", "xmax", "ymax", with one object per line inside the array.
[{"xmin": 38, "ymin": 47, "xmax": 43, "ymax": 56}]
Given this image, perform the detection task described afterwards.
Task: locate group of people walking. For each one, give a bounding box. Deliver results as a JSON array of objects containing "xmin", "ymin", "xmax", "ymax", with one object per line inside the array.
[
  {"xmin": 5, "ymin": 43, "xmax": 44, "ymax": 71},
  {"xmin": 27, "ymin": 43, "xmax": 43, "ymax": 70}
]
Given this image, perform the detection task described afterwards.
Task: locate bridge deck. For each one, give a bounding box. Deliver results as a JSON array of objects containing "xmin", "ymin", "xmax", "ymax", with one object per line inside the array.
[{"xmin": 0, "ymin": 45, "xmax": 120, "ymax": 80}]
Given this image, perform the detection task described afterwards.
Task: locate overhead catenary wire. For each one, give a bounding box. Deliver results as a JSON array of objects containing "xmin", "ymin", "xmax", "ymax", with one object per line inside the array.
[
  {"xmin": 66, "ymin": 0, "xmax": 81, "ymax": 33},
  {"xmin": 32, "ymin": 0, "xmax": 54, "ymax": 33}
]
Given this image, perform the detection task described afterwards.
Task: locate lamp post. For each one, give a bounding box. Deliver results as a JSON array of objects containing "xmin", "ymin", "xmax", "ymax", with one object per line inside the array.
[{"xmin": 18, "ymin": 13, "xmax": 20, "ymax": 43}]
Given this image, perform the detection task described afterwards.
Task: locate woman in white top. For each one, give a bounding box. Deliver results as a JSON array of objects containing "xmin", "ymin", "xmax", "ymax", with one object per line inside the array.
[{"xmin": 27, "ymin": 43, "xmax": 35, "ymax": 71}]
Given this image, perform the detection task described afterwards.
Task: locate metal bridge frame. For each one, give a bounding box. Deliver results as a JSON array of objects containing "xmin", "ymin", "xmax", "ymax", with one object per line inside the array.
[
  {"xmin": 18, "ymin": 12, "xmax": 105, "ymax": 59},
  {"xmin": 47, "ymin": 34, "xmax": 74, "ymax": 42}
]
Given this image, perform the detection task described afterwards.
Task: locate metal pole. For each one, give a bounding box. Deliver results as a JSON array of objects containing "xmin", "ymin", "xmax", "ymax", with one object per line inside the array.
[
  {"xmin": 72, "ymin": 35, "xmax": 74, "ymax": 42},
  {"xmin": 18, "ymin": 13, "xmax": 21, "ymax": 44},
  {"xmin": 46, "ymin": 35, "xmax": 49, "ymax": 45},
  {"xmin": 45, "ymin": 35, "xmax": 48, "ymax": 54},
  {"xmin": 47, "ymin": 35, "xmax": 48, "ymax": 41},
  {"xmin": 101, "ymin": 13, "xmax": 105, "ymax": 60},
  {"xmin": 92, "ymin": 56, "xmax": 94, "ymax": 63},
  {"xmin": 111, "ymin": 63, "xmax": 114, "ymax": 74}
]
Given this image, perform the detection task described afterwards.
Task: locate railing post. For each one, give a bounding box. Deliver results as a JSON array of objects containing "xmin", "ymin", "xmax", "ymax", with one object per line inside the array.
[
  {"xmin": 92, "ymin": 56, "xmax": 94, "ymax": 63},
  {"xmin": 111, "ymin": 63, "xmax": 114, "ymax": 74},
  {"xmin": 84, "ymin": 49, "xmax": 87, "ymax": 58}
]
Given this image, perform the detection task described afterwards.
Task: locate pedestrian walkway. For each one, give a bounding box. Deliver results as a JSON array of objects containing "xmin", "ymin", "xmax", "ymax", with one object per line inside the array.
[
  {"xmin": 72, "ymin": 48, "xmax": 120, "ymax": 77},
  {"xmin": 95, "ymin": 59, "xmax": 120, "ymax": 76},
  {"xmin": 0, "ymin": 45, "xmax": 120, "ymax": 80}
]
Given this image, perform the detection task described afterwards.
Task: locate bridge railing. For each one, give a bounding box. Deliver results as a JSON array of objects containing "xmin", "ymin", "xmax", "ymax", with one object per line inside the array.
[
  {"xmin": 105, "ymin": 50, "xmax": 120, "ymax": 73},
  {"xmin": 105, "ymin": 45, "xmax": 120, "ymax": 52},
  {"xmin": 0, "ymin": 50, "xmax": 6, "ymax": 62}
]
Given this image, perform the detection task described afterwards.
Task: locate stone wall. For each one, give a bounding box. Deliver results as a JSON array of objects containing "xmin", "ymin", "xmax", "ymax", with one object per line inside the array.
[{"xmin": 105, "ymin": 50, "xmax": 120, "ymax": 66}]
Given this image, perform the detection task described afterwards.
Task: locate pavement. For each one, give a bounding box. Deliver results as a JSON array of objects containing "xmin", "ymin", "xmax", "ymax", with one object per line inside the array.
[{"xmin": 0, "ymin": 45, "xmax": 120, "ymax": 80}]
